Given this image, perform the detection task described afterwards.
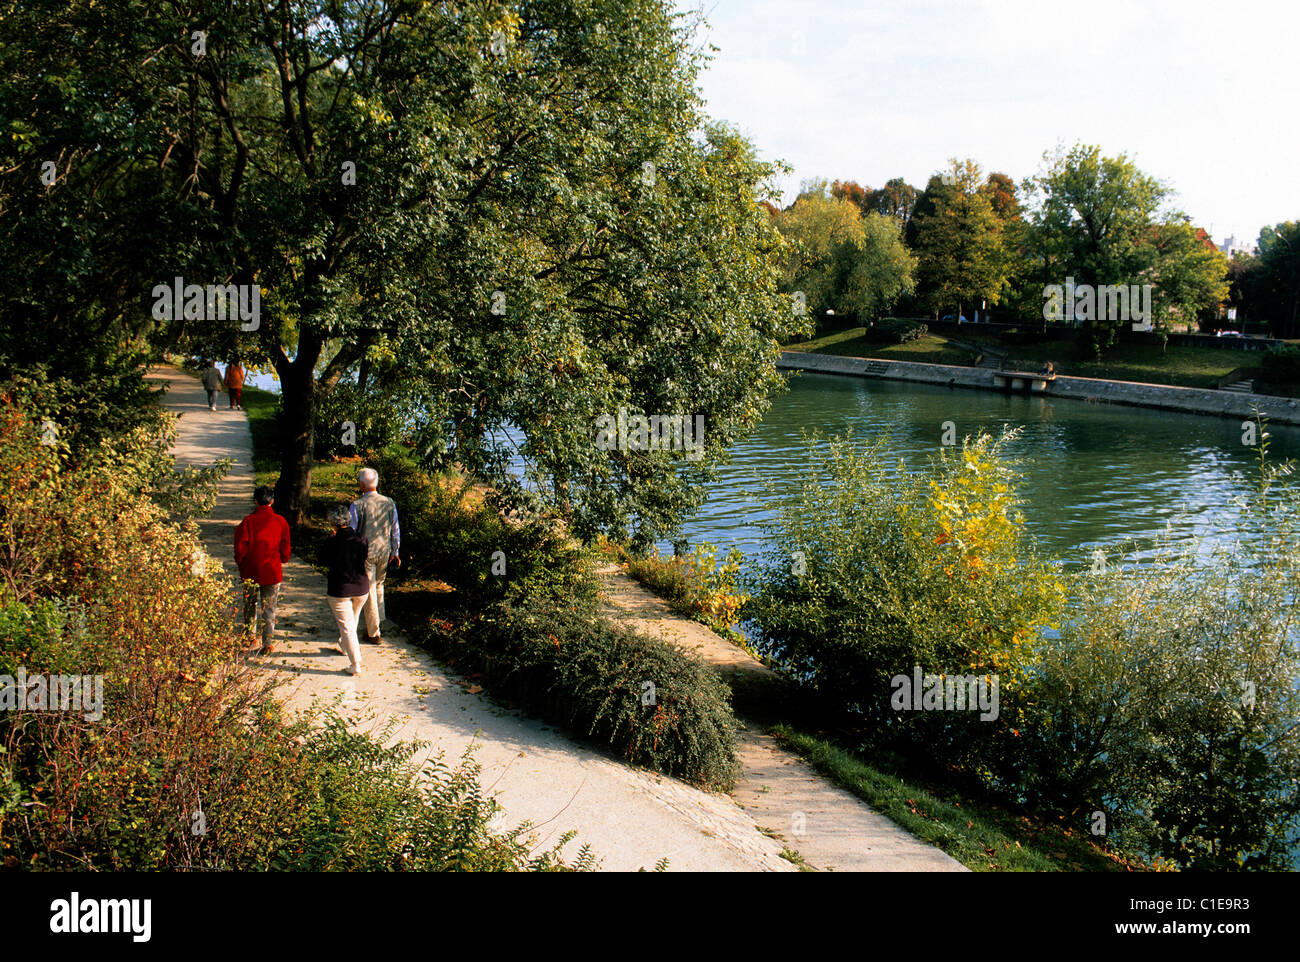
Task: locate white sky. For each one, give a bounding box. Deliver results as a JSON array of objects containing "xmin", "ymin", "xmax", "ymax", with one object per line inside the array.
[{"xmin": 680, "ymin": 0, "xmax": 1299, "ymax": 247}]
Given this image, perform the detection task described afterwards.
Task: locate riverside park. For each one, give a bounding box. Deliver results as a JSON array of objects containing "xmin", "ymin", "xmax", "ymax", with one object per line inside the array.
[{"xmin": 0, "ymin": 0, "xmax": 1296, "ymax": 946}]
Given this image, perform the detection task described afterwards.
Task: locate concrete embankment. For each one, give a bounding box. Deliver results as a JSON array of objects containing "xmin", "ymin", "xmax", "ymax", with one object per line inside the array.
[{"xmin": 778, "ymin": 351, "xmax": 1300, "ymax": 426}]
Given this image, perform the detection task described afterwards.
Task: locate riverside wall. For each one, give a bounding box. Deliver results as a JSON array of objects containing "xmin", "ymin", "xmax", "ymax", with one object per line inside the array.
[{"xmin": 777, "ymin": 351, "xmax": 1300, "ymax": 426}]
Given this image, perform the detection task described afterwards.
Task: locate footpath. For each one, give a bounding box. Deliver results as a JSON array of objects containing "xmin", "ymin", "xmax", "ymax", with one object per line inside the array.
[{"xmin": 147, "ymin": 364, "xmax": 963, "ymax": 872}]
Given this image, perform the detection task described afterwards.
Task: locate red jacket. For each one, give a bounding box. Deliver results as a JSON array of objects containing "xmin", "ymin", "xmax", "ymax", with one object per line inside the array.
[{"xmin": 234, "ymin": 504, "xmax": 291, "ymax": 586}]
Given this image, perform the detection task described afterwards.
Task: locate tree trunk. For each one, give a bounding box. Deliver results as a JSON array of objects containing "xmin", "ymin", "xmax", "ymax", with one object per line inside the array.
[
  {"xmin": 357, "ymin": 353, "xmax": 371, "ymax": 396},
  {"xmin": 274, "ymin": 333, "xmax": 324, "ymax": 527}
]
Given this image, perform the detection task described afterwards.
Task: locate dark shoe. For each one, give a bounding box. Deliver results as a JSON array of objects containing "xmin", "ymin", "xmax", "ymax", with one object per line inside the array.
[{"xmin": 361, "ymin": 635, "xmax": 381, "ymax": 645}]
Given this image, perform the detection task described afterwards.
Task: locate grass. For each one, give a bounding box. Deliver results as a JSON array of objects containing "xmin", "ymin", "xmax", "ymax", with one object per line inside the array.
[
  {"xmin": 786, "ymin": 326, "xmax": 1294, "ymax": 392},
  {"xmin": 770, "ymin": 725, "xmax": 1148, "ymax": 872},
  {"xmin": 787, "ymin": 326, "xmax": 977, "ymax": 366}
]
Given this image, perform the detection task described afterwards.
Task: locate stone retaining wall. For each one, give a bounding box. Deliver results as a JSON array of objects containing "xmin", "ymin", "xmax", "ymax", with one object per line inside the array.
[{"xmin": 777, "ymin": 351, "xmax": 1300, "ymax": 425}]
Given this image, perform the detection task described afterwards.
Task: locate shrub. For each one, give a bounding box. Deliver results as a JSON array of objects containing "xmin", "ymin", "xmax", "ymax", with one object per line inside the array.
[
  {"xmin": 369, "ymin": 451, "xmax": 599, "ymax": 614},
  {"xmin": 0, "ymin": 389, "xmax": 587, "ymax": 871},
  {"xmin": 313, "ymin": 380, "xmax": 422, "ymax": 458},
  {"xmin": 1261, "ymin": 345, "xmax": 1300, "ymax": 386},
  {"xmin": 864, "ymin": 318, "xmax": 928, "ymax": 344},
  {"xmin": 744, "ymin": 430, "xmax": 1065, "ymax": 755},
  {"xmin": 1009, "ymin": 536, "xmax": 1300, "ymax": 870},
  {"xmin": 271, "ymin": 714, "xmax": 595, "ymax": 871},
  {"xmin": 422, "ymin": 600, "xmax": 740, "ymax": 790}
]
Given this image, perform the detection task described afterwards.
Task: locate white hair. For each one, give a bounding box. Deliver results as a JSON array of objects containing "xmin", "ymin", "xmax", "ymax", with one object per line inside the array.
[{"xmin": 359, "ymin": 467, "xmax": 379, "ymax": 491}]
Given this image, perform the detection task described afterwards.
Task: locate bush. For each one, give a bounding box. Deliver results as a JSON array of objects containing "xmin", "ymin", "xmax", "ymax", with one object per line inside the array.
[
  {"xmin": 313, "ymin": 380, "xmax": 422, "ymax": 459},
  {"xmin": 0, "ymin": 388, "xmax": 587, "ymax": 871},
  {"xmin": 422, "ymin": 600, "xmax": 740, "ymax": 790},
  {"xmin": 1009, "ymin": 536, "xmax": 1300, "ymax": 870},
  {"xmin": 369, "ymin": 451, "xmax": 599, "ymax": 614},
  {"xmin": 864, "ymin": 318, "xmax": 928, "ymax": 344},
  {"xmin": 1261, "ymin": 345, "xmax": 1300, "ymax": 385},
  {"xmin": 744, "ymin": 429, "xmax": 1065, "ymax": 754}
]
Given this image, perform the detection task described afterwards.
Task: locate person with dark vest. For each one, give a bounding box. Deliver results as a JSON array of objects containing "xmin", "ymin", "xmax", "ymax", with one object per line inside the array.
[
  {"xmin": 349, "ymin": 467, "xmax": 400, "ymax": 644},
  {"xmin": 233, "ymin": 485, "xmax": 291, "ymax": 654},
  {"xmin": 200, "ymin": 359, "xmax": 224, "ymax": 412},
  {"xmin": 320, "ymin": 504, "xmax": 370, "ymax": 674}
]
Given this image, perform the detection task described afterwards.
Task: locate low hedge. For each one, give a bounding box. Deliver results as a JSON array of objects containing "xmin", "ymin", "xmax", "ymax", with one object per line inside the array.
[
  {"xmin": 864, "ymin": 317, "xmax": 928, "ymax": 344},
  {"xmin": 421, "ymin": 600, "xmax": 740, "ymax": 791},
  {"xmin": 1262, "ymin": 345, "xmax": 1300, "ymax": 384}
]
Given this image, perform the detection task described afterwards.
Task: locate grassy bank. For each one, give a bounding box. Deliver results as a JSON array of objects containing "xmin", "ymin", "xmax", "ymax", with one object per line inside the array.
[
  {"xmin": 787, "ymin": 326, "xmax": 1292, "ymax": 391},
  {"xmin": 771, "ymin": 727, "xmax": 1142, "ymax": 872}
]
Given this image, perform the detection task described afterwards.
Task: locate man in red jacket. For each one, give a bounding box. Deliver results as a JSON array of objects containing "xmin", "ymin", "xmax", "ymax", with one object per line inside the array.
[{"xmin": 234, "ymin": 485, "xmax": 291, "ymax": 654}]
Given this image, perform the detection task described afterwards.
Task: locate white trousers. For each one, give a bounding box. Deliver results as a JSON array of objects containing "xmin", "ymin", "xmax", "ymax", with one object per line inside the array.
[{"xmin": 327, "ymin": 594, "xmax": 366, "ymax": 671}]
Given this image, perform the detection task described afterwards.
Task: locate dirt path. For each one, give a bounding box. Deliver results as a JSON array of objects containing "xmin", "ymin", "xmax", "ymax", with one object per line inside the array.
[
  {"xmin": 147, "ymin": 365, "xmax": 792, "ymax": 872},
  {"xmin": 595, "ymin": 576, "xmax": 967, "ymax": 872}
]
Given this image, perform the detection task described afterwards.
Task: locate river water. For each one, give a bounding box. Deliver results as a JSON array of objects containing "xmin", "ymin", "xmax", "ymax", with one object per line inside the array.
[{"xmin": 664, "ymin": 371, "xmax": 1300, "ymax": 570}]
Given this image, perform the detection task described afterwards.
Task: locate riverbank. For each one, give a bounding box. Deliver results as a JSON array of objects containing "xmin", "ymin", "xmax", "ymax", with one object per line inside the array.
[{"xmin": 779, "ymin": 350, "xmax": 1300, "ymax": 425}]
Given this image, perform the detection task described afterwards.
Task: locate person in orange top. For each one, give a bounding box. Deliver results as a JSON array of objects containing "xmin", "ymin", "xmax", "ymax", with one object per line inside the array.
[
  {"xmin": 233, "ymin": 485, "xmax": 291, "ymax": 654},
  {"xmin": 224, "ymin": 357, "xmax": 246, "ymax": 410}
]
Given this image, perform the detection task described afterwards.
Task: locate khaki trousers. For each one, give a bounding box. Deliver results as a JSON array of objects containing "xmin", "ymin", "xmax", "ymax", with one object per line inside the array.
[
  {"xmin": 361, "ymin": 559, "xmax": 388, "ymax": 638},
  {"xmin": 327, "ymin": 594, "xmax": 366, "ymax": 671}
]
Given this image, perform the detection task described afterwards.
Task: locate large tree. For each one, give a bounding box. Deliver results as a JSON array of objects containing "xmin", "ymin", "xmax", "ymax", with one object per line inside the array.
[
  {"xmin": 908, "ymin": 160, "xmax": 1010, "ymax": 319},
  {"xmin": 3, "ymin": 0, "xmax": 799, "ymax": 542},
  {"xmin": 1019, "ymin": 143, "xmax": 1170, "ymax": 347},
  {"xmin": 775, "ymin": 181, "xmax": 915, "ymax": 326}
]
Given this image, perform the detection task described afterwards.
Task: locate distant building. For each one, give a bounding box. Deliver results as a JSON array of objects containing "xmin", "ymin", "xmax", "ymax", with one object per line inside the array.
[{"xmin": 1219, "ymin": 235, "xmax": 1255, "ymax": 258}]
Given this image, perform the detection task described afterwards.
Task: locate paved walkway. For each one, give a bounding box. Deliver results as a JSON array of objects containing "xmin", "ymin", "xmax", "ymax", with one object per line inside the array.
[
  {"xmin": 147, "ymin": 364, "xmax": 963, "ymax": 871},
  {"xmin": 597, "ymin": 567, "xmax": 966, "ymax": 871}
]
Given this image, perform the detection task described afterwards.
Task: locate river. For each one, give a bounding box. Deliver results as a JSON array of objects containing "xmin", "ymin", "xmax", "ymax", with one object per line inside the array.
[{"xmin": 663, "ymin": 371, "xmax": 1300, "ymax": 570}]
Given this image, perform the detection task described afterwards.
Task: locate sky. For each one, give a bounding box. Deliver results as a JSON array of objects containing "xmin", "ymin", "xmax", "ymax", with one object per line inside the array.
[{"xmin": 679, "ymin": 0, "xmax": 1299, "ymax": 248}]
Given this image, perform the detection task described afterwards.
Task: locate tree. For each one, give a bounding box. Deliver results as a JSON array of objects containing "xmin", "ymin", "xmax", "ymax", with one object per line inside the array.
[
  {"xmin": 3, "ymin": 0, "xmax": 800, "ymax": 543},
  {"xmin": 775, "ymin": 184, "xmax": 915, "ymax": 326},
  {"xmin": 908, "ymin": 160, "xmax": 1010, "ymax": 319},
  {"xmin": 1020, "ymin": 143, "xmax": 1171, "ymax": 348},
  {"xmin": 1254, "ymin": 222, "xmax": 1300, "ymax": 338},
  {"xmin": 871, "ymin": 177, "xmax": 919, "ymax": 229},
  {"xmin": 1147, "ymin": 223, "xmax": 1230, "ymax": 335}
]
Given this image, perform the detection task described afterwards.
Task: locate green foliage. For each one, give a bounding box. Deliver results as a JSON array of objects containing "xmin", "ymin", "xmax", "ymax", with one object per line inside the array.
[
  {"xmin": 367, "ymin": 452, "xmax": 599, "ymax": 615},
  {"xmin": 426, "ymin": 600, "xmax": 740, "ymax": 790},
  {"xmin": 312, "ymin": 378, "xmax": 420, "ymax": 460},
  {"xmin": 744, "ymin": 429, "xmax": 1065, "ymax": 752},
  {"xmin": 1009, "ymin": 535, "xmax": 1300, "ymax": 870},
  {"xmin": 746, "ymin": 419, "xmax": 1300, "ymax": 869},
  {"xmin": 272, "ymin": 714, "xmax": 595, "ymax": 872},
  {"xmin": 776, "ymin": 181, "xmax": 916, "ymax": 325},
  {"xmin": 1261, "ymin": 344, "xmax": 1300, "ymax": 384},
  {"xmin": 2, "ymin": 0, "xmax": 798, "ymax": 534},
  {"xmin": 0, "ymin": 392, "xmax": 586, "ymax": 871},
  {"xmin": 908, "ymin": 160, "xmax": 1013, "ymax": 318}
]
